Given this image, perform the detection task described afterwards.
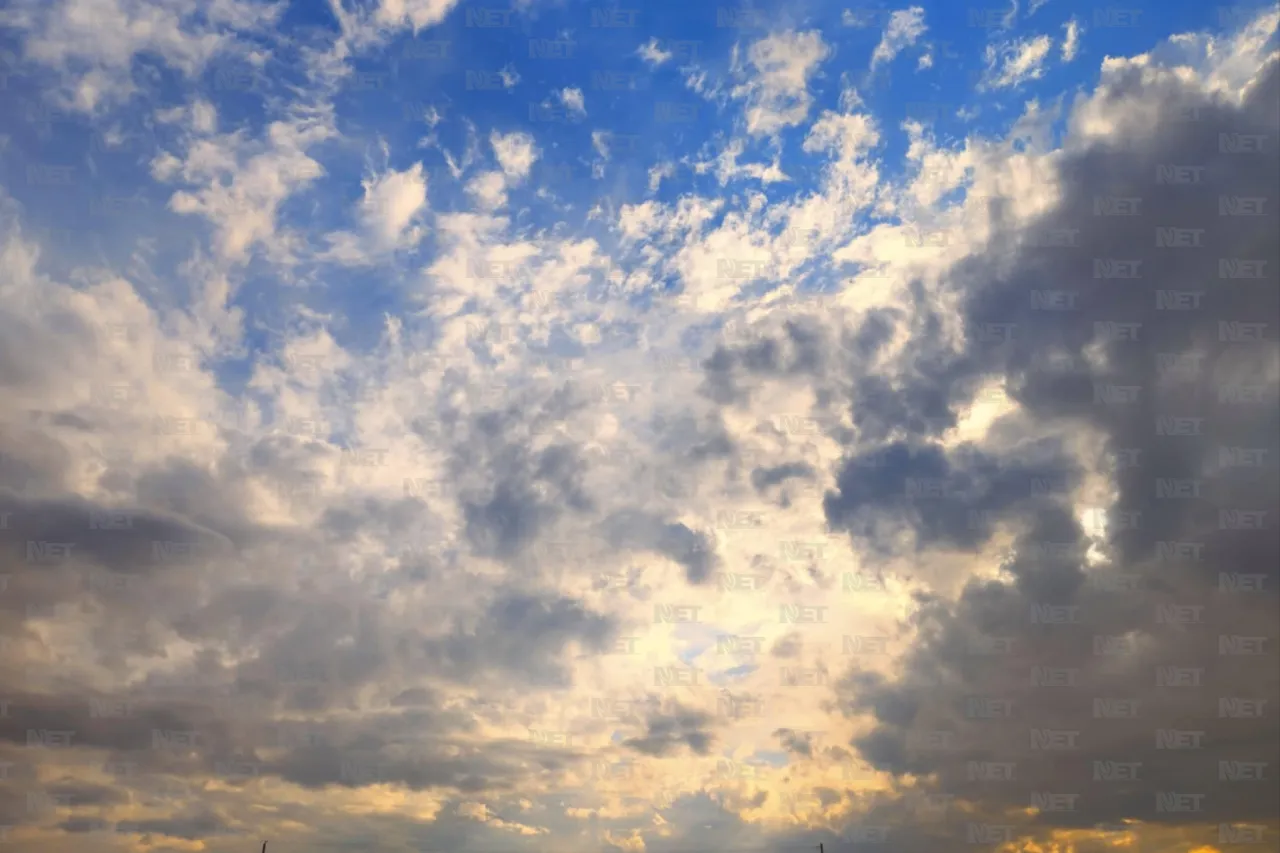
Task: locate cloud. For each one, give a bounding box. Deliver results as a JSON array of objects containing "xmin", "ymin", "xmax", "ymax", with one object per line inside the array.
[
  {"xmin": 730, "ymin": 30, "xmax": 831, "ymax": 136},
  {"xmin": 870, "ymin": 7, "xmax": 928, "ymax": 70},
  {"xmin": 1, "ymin": 0, "xmax": 282, "ymax": 112},
  {"xmin": 981, "ymin": 34, "xmax": 1054, "ymax": 89},
  {"xmin": 490, "ymin": 130, "xmax": 538, "ymax": 180},
  {"xmin": 0, "ymin": 6, "xmax": 1276, "ymax": 853},
  {"xmin": 637, "ymin": 37, "xmax": 672, "ymax": 66},
  {"xmin": 828, "ymin": 19, "xmax": 1280, "ymax": 845},
  {"xmin": 375, "ymin": 0, "xmax": 462, "ymax": 30},
  {"xmin": 360, "ymin": 161, "xmax": 428, "ymax": 249},
  {"xmin": 559, "ymin": 86, "xmax": 587, "ymax": 117},
  {"xmin": 1062, "ymin": 18, "xmax": 1082, "ymax": 62}
]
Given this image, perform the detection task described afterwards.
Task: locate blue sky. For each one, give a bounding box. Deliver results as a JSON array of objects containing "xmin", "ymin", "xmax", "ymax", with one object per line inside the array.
[{"xmin": 0, "ymin": 0, "xmax": 1278, "ymax": 851}]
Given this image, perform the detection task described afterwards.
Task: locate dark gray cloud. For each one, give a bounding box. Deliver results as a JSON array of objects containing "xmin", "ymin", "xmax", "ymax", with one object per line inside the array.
[
  {"xmin": 599, "ymin": 509, "xmax": 719, "ymax": 584},
  {"xmin": 823, "ymin": 48, "xmax": 1280, "ymax": 841},
  {"xmin": 623, "ymin": 704, "xmax": 715, "ymax": 756},
  {"xmin": 422, "ymin": 591, "xmax": 618, "ymax": 687}
]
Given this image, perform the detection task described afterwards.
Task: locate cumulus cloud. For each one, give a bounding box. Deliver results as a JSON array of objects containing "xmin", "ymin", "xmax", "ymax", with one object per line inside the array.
[
  {"xmin": 360, "ymin": 161, "xmax": 428, "ymax": 249},
  {"xmin": 559, "ymin": 86, "xmax": 587, "ymax": 117},
  {"xmin": 730, "ymin": 30, "xmax": 831, "ymax": 136}
]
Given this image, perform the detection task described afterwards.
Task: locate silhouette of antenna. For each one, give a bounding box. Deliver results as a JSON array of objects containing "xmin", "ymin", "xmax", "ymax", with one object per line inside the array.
[{"xmin": 261, "ymin": 842, "xmax": 267, "ymax": 853}]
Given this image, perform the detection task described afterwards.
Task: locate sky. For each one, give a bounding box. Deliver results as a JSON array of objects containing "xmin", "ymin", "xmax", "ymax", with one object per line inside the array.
[{"xmin": 0, "ymin": 1, "xmax": 1278, "ymax": 852}]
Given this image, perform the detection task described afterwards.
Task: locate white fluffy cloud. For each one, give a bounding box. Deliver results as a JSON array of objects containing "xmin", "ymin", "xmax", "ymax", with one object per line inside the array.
[
  {"xmin": 870, "ymin": 7, "xmax": 928, "ymax": 70},
  {"xmin": 730, "ymin": 30, "xmax": 831, "ymax": 136},
  {"xmin": 558, "ymin": 86, "xmax": 587, "ymax": 117},
  {"xmin": 360, "ymin": 161, "xmax": 429, "ymax": 248}
]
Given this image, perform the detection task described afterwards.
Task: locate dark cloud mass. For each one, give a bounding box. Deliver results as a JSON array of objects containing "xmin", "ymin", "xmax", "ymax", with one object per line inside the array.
[{"xmin": 823, "ymin": 45, "xmax": 1280, "ymax": 849}]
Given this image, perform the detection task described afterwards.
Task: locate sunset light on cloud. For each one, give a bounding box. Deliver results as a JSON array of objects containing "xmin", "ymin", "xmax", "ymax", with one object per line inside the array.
[{"xmin": 0, "ymin": 1, "xmax": 1277, "ymax": 852}]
